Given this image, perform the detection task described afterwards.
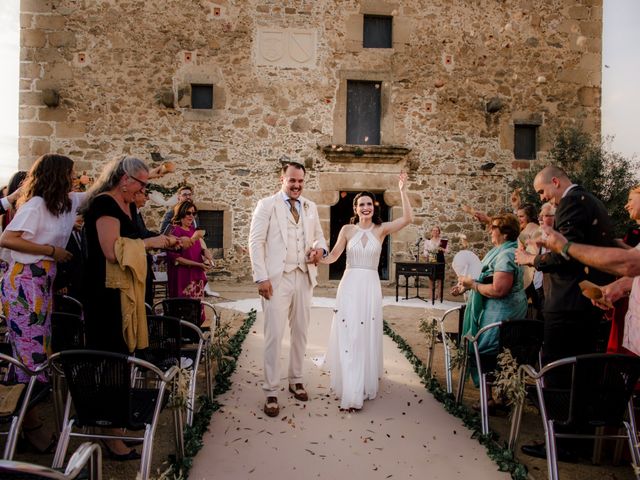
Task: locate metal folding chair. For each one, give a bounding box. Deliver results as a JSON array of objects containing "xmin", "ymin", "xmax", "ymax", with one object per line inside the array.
[
  {"xmin": 438, "ymin": 305, "xmax": 465, "ymax": 394},
  {"xmin": 144, "ymin": 315, "xmax": 205, "ymax": 426},
  {"xmin": 519, "ymin": 353, "xmax": 640, "ymax": 480},
  {"xmin": 0, "ymin": 353, "xmax": 47, "ymax": 460},
  {"xmin": 457, "ymin": 318, "xmax": 543, "ymax": 436},
  {"xmin": 0, "ymin": 442, "xmax": 102, "ymax": 479},
  {"xmin": 49, "ymin": 350, "xmax": 178, "ymax": 480},
  {"xmin": 153, "ymin": 297, "xmax": 219, "ymax": 398}
]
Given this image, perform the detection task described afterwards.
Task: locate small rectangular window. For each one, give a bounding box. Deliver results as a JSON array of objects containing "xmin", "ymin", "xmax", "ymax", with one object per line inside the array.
[
  {"xmin": 363, "ymin": 15, "xmax": 392, "ymax": 48},
  {"xmin": 197, "ymin": 210, "xmax": 223, "ymax": 253},
  {"xmin": 346, "ymin": 80, "xmax": 381, "ymax": 145},
  {"xmin": 191, "ymin": 84, "xmax": 213, "ymax": 109},
  {"xmin": 514, "ymin": 125, "xmax": 537, "ymax": 160}
]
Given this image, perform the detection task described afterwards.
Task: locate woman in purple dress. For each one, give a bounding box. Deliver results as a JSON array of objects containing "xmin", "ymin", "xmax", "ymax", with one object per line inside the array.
[{"xmin": 166, "ymin": 201, "xmax": 212, "ymax": 314}]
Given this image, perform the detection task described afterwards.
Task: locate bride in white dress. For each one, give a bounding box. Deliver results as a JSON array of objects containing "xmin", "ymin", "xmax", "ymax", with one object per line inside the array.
[{"xmin": 321, "ymin": 173, "xmax": 413, "ymax": 411}]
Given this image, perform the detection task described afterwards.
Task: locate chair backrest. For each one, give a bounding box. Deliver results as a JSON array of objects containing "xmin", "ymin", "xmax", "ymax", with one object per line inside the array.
[
  {"xmin": 158, "ymin": 298, "xmax": 202, "ymax": 327},
  {"xmin": 50, "ymin": 313, "xmax": 85, "ymax": 354},
  {"xmin": 570, "ymin": 354, "xmax": 640, "ymax": 427},
  {"xmin": 144, "ymin": 315, "xmax": 182, "ymax": 370},
  {"xmin": 498, "ymin": 319, "xmax": 544, "ymax": 367},
  {"xmin": 50, "ymin": 350, "xmax": 158, "ymax": 430},
  {"xmin": 543, "ymin": 353, "xmax": 640, "ymax": 428},
  {"xmin": 53, "ymin": 295, "xmax": 84, "ymax": 317}
]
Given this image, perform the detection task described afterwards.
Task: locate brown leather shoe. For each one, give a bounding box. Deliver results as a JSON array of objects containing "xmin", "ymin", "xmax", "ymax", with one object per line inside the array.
[
  {"xmin": 288, "ymin": 383, "xmax": 308, "ymax": 402},
  {"xmin": 263, "ymin": 396, "xmax": 279, "ymax": 417}
]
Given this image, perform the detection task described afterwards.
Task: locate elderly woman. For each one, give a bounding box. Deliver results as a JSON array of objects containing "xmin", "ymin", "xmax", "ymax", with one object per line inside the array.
[
  {"xmin": 80, "ymin": 156, "xmax": 176, "ymax": 460},
  {"xmin": 166, "ymin": 200, "xmax": 212, "ymax": 321},
  {"xmin": 452, "ymin": 213, "xmax": 527, "ymax": 385}
]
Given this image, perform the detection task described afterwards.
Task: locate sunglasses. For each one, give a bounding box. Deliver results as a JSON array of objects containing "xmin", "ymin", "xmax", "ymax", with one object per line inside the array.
[{"xmin": 185, "ymin": 211, "xmax": 196, "ymax": 216}]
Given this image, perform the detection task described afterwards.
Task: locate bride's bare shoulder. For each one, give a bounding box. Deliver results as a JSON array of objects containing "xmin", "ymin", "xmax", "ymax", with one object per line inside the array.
[{"xmin": 341, "ymin": 224, "xmax": 357, "ymax": 237}]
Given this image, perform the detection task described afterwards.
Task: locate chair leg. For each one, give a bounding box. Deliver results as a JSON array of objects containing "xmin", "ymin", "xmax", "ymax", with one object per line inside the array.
[
  {"xmin": 52, "ymin": 374, "xmax": 66, "ymax": 435},
  {"xmin": 592, "ymin": 426, "xmax": 604, "ymax": 464},
  {"xmin": 508, "ymin": 397, "xmax": 524, "ymax": 451},
  {"xmin": 173, "ymin": 407, "xmax": 185, "ymax": 460},
  {"xmin": 443, "ymin": 340, "xmax": 453, "ymax": 394},
  {"xmin": 139, "ymin": 425, "xmax": 153, "ymax": 480},
  {"xmin": 455, "ymin": 353, "xmax": 468, "ymax": 404},
  {"xmin": 624, "ymin": 421, "xmax": 640, "ymax": 477},
  {"xmin": 186, "ymin": 369, "xmax": 197, "ymax": 426},
  {"xmin": 426, "ymin": 319, "xmax": 436, "ymax": 376},
  {"xmin": 205, "ymin": 347, "xmax": 213, "ymax": 400},
  {"xmin": 52, "ymin": 417, "xmax": 75, "ymax": 469},
  {"xmin": 545, "ymin": 420, "xmax": 560, "ymax": 480},
  {"xmin": 479, "ymin": 374, "xmax": 489, "ymax": 435},
  {"xmin": 3, "ymin": 417, "xmax": 19, "ymax": 460}
]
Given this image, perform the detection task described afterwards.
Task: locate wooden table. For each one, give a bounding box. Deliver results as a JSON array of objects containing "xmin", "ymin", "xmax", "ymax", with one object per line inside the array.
[{"xmin": 395, "ymin": 262, "xmax": 445, "ymax": 305}]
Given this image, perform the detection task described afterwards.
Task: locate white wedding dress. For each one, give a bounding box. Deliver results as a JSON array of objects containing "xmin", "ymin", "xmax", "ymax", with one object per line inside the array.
[{"xmin": 325, "ymin": 225, "xmax": 383, "ymax": 410}]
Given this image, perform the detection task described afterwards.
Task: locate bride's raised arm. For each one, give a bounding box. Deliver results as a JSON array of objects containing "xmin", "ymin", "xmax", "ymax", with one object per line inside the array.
[
  {"xmin": 380, "ymin": 172, "xmax": 413, "ymax": 237},
  {"xmin": 319, "ymin": 225, "xmax": 350, "ymax": 265}
]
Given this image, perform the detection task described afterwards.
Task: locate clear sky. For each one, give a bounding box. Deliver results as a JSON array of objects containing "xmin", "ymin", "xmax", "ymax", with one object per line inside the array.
[{"xmin": 0, "ymin": 1, "xmax": 637, "ymax": 184}]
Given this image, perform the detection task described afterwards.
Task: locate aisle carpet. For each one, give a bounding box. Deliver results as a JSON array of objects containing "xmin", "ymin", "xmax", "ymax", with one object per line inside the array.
[{"xmin": 189, "ymin": 300, "xmax": 507, "ymax": 479}]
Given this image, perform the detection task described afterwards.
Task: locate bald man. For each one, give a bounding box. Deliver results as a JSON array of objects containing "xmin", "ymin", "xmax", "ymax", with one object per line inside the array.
[{"xmin": 516, "ymin": 165, "xmax": 617, "ymax": 460}]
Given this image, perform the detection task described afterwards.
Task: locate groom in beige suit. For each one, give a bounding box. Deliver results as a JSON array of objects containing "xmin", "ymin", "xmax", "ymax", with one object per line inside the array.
[{"xmin": 249, "ymin": 161, "xmax": 328, "ymax": 417}]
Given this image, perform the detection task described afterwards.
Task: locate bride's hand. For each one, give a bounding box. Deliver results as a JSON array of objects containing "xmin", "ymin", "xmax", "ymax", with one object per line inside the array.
[{"xmin": 398, "ymin": 171, "xmax": 407, "ymax": 191}]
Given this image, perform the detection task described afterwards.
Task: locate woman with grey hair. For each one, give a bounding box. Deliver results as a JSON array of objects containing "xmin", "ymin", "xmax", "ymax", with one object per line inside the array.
[{"xmin": 80, "ymin": 156, "xmax": 176, "ymax": 460}]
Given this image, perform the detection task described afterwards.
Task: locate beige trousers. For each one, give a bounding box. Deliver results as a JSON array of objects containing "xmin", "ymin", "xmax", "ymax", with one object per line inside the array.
[{"xmin": 262, "ymin": 269, "xmax": 312, "ymax": 397}]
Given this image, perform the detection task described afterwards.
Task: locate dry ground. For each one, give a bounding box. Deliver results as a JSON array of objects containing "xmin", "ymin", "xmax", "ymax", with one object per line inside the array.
[{"xmin": 10, "ymin": 280, "xmax": 636, "ymax": 480}]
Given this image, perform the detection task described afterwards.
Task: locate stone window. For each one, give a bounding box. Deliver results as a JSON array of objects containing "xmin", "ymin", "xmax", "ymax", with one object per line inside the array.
[
  {"xmin": 514, "ymin": 125, "xmax": 538, "ymax": 160},
  {"xmin": 363, "ymin": 15, "xmax": 392, "ymax": 48},
  {"xmin": 191, "ymin": 84, "xmax": 213, "ymax": 109},
  {"xmin": 346, "ymin": 80, "xmax": 381, "ymax": 145},
  {"xmin": 198, "ymin": 210, "xmax": 224, "ymax": 258}
]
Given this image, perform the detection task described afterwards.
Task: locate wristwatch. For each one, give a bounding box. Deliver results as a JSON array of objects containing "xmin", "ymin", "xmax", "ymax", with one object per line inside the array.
[{"xmin": 560, "ymin": 241, "xmax": 572, "ymax": 260}]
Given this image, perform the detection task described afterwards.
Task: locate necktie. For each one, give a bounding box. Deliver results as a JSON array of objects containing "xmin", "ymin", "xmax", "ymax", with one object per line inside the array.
[{"xmin": 288, "ymin": 199, "xmax": 299, "ymax": 223}]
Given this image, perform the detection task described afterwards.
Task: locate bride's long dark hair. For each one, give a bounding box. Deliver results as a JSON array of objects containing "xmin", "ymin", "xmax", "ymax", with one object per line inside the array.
[{"xmin": 350, "ymin": 191, "xmax": 382, "ymax": 225}]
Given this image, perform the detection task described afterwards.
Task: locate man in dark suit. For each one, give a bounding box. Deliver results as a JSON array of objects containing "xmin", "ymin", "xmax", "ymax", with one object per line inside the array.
[{"xmin": 516, "ymin": 165, "xmax": 616, "ymax": 459}]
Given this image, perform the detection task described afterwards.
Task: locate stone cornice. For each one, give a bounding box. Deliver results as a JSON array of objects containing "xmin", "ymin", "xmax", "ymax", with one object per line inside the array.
[{"xmin": 321, "ymin": 145, "xmax": 411, "ymax": 163}]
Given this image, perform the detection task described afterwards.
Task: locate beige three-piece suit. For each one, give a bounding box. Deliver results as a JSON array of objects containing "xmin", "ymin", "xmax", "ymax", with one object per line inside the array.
[{"xmin": 249, "ymin": 192, "xmax": 328, "ymax": 396}]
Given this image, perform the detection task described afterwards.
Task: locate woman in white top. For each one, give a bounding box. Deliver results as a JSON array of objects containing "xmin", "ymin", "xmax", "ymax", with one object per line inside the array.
[
  {"xmin": 423, "ymin": 225, "xmax": 448, "ymax": 262},
  {"xmin": 0, "ymin": 153, "xmax": 80, "ymax": 453}
]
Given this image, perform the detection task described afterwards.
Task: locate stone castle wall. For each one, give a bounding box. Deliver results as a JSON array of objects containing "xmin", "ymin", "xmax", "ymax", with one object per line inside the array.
[{"xmin": 19, "ymin": 0, "xmax": 602, "ymax": 284}]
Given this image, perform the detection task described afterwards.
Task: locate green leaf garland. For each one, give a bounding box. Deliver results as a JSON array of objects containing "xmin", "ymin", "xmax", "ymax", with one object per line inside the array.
[
  {"xmin": 383, "ymin": 320, "xmax": 528, "ymax": 480},
  {"xmin": 166, "ymin": 309, "xmax": 257, "ymax": 478}
]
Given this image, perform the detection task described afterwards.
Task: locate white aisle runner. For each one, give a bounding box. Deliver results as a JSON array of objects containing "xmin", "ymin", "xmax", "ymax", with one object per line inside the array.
[{"xmin": 189, "ymin": 306, "xmax": 507, "ymax": 480}]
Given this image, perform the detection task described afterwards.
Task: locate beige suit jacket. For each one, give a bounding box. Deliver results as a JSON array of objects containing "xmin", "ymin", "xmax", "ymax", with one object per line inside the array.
[{"xmin": 249, "ymin": 192, "xmax": 327, "ymax": 288}]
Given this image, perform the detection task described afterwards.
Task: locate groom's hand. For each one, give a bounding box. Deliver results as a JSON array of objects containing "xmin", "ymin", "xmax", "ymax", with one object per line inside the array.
[{"xmin": 258, "ymin": 280, "xmax": 273, "ymax": 300}]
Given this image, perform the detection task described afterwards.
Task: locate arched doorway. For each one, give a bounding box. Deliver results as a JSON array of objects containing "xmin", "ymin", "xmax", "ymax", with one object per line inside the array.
[{"xmin": 329, "ymin": 191, "xmax": 390, "ymax": 280}]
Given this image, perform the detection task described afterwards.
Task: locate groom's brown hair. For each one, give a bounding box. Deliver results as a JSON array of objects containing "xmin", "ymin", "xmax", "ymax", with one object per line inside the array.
[{"xmin": 280, "ymin": 161, "xmax": 306, "ymax": 175}]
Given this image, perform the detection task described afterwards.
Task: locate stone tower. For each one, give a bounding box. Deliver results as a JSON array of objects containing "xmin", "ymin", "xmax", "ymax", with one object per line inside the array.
[{"xmin": 19, "ymin": 0, "xmax": 602, "ymax": 283}]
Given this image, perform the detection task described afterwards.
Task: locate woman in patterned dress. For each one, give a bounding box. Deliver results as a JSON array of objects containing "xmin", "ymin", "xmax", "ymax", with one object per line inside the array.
[
  {"xmin": 166, "ymin": 200, "xmax": 212, "ymax": 323},
  {"xmin": 0, "ymin": 154, "xmax": 80, "ymax": 452}
]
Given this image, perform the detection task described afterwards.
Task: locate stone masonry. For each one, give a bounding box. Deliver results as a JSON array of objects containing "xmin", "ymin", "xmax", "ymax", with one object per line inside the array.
[{"xmin": 19, "ymin": 0, "xmax": 602, "ymax": 285}]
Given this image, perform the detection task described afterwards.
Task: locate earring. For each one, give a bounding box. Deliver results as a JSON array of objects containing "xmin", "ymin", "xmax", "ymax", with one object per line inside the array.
[{"xmin": 122, "ymin": 185, "xmax": 128, "ymax": 193}]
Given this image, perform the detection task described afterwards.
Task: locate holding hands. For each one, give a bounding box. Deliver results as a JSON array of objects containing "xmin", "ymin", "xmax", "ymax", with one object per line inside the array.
[{"xmin": 306, "ymin": 248, "xmax": 325, "ymax": 266}]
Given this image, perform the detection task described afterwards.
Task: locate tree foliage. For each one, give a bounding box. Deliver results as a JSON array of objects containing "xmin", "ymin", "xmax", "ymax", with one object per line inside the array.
[{"xmin": 516, "ymin": 127, "xmax": 638, "ymax": 236}]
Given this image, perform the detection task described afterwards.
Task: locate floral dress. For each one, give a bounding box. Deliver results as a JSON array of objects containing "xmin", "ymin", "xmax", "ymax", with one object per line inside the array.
[{"xmin": 166, "ymin": 224, "xmax": 207, "ymax": 322}]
